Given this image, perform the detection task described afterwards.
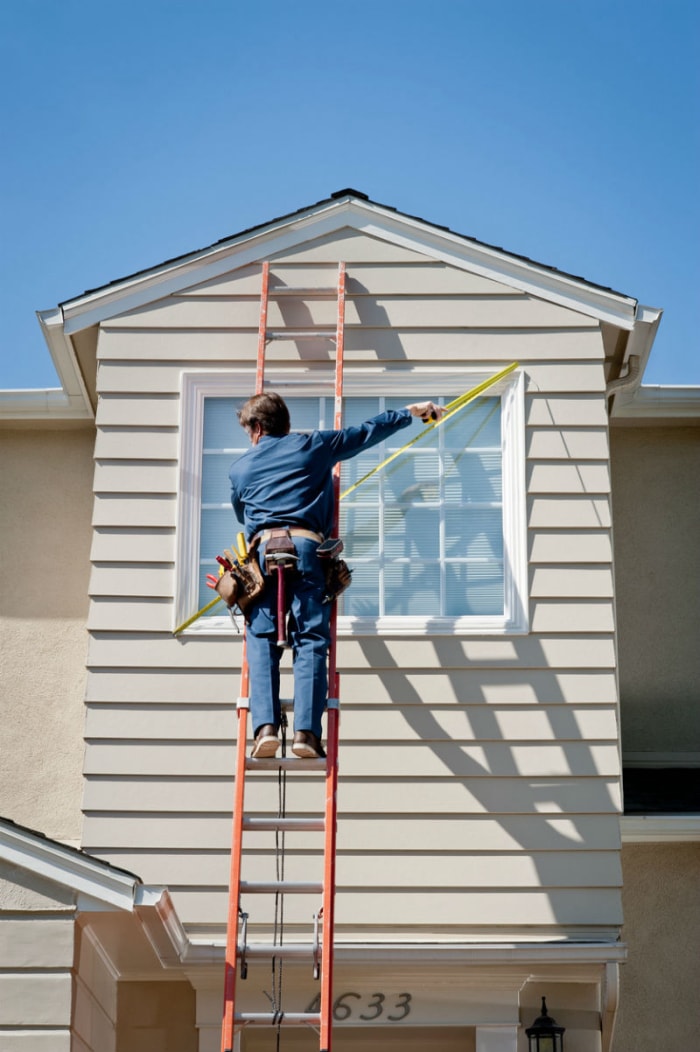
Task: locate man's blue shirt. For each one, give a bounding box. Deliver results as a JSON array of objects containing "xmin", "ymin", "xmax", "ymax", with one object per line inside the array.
[{"xmin": 229, "ymin": 408, "xmax": 413, "ymax": 540}]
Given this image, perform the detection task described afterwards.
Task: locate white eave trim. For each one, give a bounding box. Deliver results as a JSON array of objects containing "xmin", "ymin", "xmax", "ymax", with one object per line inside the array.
[
  {"xmin": 57, "ymin": 197, "xmax": 639, "ymax": 335},
  {"xmin": 184, "ymin": 938, "xmax": 627, "ymax": 970},
  {"xmin": 612, "ymin": 384, "xmax": 700, "ymax": 420},
  {"xmin": 1, "ymin": 310, "xmax": 94, "ymax": 421},
  {"xmin": 621, "ymin": 815, "xmax": 700, "ymax": 842},
  {"xmin": 0, "ymin": 821, "xmax": 158, "ymax": 911}
]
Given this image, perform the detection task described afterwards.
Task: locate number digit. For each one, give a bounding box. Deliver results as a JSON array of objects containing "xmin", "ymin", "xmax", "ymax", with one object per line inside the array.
[
  {"xmin": 305, "ymin": 993, "xmax": 321, "ymax": 1014},
  {"xmin": 387, "ymin": 992, "xmax": 412, "ymax": 1021},
  {"xmin": 333, "ymin": 991, "xmax": 361, "ymax": 1020},
  {"xmin": 359, "ymin": 992, "xmax": 385, "ymax": 1020}
]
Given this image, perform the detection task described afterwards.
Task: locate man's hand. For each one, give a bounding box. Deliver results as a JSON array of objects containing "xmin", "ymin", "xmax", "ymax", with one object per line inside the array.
[{"xmin": 406, "ymin": 401, "xmax": 445, "ymax": 423}]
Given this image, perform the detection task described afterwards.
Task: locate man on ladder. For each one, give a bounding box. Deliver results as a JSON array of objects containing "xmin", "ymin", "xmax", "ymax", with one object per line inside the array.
[{"xmin": 222, "ymin": 390, "xmax": 445, "ymax": 760}]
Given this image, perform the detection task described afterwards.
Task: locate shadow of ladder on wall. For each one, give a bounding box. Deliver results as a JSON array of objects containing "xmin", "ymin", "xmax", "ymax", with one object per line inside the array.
[{"xmin": 221, "ymin": 261, "xmax": 347, "ymax": 1052}]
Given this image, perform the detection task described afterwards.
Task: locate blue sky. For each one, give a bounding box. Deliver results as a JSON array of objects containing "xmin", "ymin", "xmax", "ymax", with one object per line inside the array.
[{"xmin": 1, "ymin": 0, "xmax": 698, "ymax": 388}]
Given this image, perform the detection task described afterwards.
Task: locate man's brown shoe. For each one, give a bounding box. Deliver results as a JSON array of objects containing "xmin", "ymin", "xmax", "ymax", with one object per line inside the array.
[
  {"xmin": 292, "ymin": 730, "xmax": 326, "ymax": 759},
  {"xmin": 251, "ymin": 724, "xmax": 279, "ymax": 759}
]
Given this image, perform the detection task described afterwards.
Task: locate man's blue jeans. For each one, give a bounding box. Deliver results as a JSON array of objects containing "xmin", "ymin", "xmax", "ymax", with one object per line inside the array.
[{"xmin": 245, "ymin": 536, "xmax": 331, "ymax": 740}]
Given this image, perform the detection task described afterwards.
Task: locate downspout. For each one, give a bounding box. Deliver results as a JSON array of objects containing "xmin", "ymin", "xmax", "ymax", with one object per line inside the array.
[{"xmin": 606, "ymin": 354, "xmax": 641, "ymax": 414}]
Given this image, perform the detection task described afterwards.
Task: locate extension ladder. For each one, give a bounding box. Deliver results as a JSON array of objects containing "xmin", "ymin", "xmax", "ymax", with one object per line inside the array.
[{"xmin": 221, "ymin": 261, "xmax": 347, "ymax": 1052}]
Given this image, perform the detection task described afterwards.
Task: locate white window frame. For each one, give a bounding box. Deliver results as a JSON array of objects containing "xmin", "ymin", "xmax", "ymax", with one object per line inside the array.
[{"xmin": 176, "ymin": 367, "xmax": 527, "ymax": 636}]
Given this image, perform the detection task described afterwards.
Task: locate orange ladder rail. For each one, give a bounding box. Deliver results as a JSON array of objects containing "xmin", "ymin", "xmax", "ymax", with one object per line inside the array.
[{"xmin": 220, "ymin": 262, "xmax": 346, "ymax": 1052}]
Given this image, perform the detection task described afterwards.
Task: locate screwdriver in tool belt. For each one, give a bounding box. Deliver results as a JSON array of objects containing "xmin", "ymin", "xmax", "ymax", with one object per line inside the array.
[{"xmin": 235, "ymin": 532, "xmax": 248, "ymax": 564}]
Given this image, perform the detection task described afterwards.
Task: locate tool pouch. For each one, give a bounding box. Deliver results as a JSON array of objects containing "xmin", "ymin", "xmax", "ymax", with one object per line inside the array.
[
  {"xmin": 215, "ymin": 557, "xmax": 265, "ymax": 620},
  {"xmin": 317, "ymin": 538, "xmax": 353, "ymax": 604},
  {"xmin": 263, "ymin": 528, "xmax": 299, "ymax": 575}
]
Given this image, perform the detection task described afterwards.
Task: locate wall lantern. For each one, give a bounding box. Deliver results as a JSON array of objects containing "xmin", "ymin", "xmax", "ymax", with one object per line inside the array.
[{"xmin": 525, "ymin": 997, "xmax": 566, "ymax": 1052}]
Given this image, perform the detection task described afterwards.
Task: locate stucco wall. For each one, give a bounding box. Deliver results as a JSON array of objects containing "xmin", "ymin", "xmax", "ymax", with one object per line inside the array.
[
  {"xmin": 0, "ymin": 428, "xmax": 93, "ymax": 844},
  {"xmin": 610, "ymin": 425, "xmax": 700, "ymax": 755},
  {"xmin": 617, "ymin": 843, "xmax": 700, "ymax": 1049}
]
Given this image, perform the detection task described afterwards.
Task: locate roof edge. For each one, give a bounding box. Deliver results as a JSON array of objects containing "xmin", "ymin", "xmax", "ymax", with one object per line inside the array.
[
  {"xmin": 54, "ymin": 190, "xmax": 639, "ymax": 335},
  {"xmin": 0, "ymin": 817, "xmax": 155, "ymax": 912}
]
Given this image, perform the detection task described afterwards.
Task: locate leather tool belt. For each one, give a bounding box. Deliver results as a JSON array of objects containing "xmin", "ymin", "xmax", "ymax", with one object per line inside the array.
[{"xmin": 253, "ymin": 527, "xmax": 324, "ymax": 546}]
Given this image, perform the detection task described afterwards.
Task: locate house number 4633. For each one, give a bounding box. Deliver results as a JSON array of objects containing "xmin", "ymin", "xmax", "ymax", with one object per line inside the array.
[{"xmin": 305, "ymin": 991, "xmax": 412, "ymax": 1021}]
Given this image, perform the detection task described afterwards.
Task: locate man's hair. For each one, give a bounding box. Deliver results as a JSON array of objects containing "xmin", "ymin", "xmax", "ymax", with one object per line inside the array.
[{"xmin": 237, "ymin": 392, "xmax": 291, "ymax": 437}]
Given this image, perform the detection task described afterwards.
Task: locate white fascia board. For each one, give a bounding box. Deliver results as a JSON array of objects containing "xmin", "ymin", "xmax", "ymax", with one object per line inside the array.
[
  {"xmin": 0, "ymin": 309, "xmax": 93, "ymax": 419},
  {"xmin": 0, "ymin": 822, "xmax": 155, "ymax": 911},
  {"xmin": 19, "ymin": 308, "xmax": 94, "ymax": 419},
  {"xmin": 134, "ymin": 888, "xmax": 189, "ymax": 967},
  {"xmin": 345, "ymin": 199, "xmax": 638, "ymax": 329},
  {"xmin": 613, "ymin": 384, "xmax": 700, "ymax": 420},
  {"xmin": 58, "ymin": 197, "xmax": 638, "ymax": 335},
  {"xmin": 621, "ymin": 815, "xmax": 700, "ymax": 842},
  {"xmin": 184, "ymin": 939, "xmax": 626, "ymax": 970}
]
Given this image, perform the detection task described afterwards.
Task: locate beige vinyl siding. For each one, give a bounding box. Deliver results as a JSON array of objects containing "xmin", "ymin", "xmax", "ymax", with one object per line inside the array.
[
  {"xmin": 82, "ymin": 238, "xmax": 620, "ymax": 943},
  {"xmin": 0, "ymin": 915, "xmax": 75, "ymax": 1051}
]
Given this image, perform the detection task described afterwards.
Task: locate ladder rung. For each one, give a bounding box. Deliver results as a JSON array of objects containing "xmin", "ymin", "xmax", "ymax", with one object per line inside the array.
[
  {"xmin": 266, "ymin": 330, "xmax": 336, "ymax": 340},
  {"xmin": 245, "ymin": 757, "xmax": 327, "ymax": 771},
  {"xmin": 239, "ymin": 943, "xmax": 319, "ymax": 960},
  {"xmin": 243, "ymin": 816, "xmax": 325, "ymax": 831},
  {"xmin": 269, "ymin": 287, "xmax": 337, "ymax": 296},
  {"xmin": 240, "ymin": 881, "xmax": 323, "ymax": 894},
  {"xmin": 235, "ymin": 1012, "xmax": 321, "ymax": 1026}
]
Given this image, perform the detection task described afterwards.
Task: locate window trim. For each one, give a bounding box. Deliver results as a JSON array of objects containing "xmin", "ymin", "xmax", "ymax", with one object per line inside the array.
[{"xmin": 176, "ymin": 367, "xmax": 528, "ymax": 635}]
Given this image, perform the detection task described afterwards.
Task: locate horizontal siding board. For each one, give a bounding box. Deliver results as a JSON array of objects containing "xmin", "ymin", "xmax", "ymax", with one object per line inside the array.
[
  {"xmin": 529, "ymin": 532, "xmax": 612, "ymax": 563},
  {"xmin": 526, "ymin": 428, "xmax": 609, "ymax": 460},
  {"xmin": 84, "ymin": 668, "xmax": 619, "ymax": 705},
  {"xmin": 83, "ymin": 741, "xmax": 620, "ymax": 777},
  {"xmin": 83, "ymin": 774, "xmax": 623, "ymax": 812},
  {"xmin": 527, "ymin": 462, "xmax": 611, "ymax": 494},
  {"xmin": 82, "ymin": 776, "xmax": 622, "ymax": 815},
  {"xmin": 528, "ymin": 496, "xmax": 612, "ymax": 528},
  {"xmin": 84, "ymin": 703, "xmax": 620, "ymax": 742},
  {"xmin": 93, "ymin": 461, "xmax": 178, "ymax": 494},
  {"xmin": 94, "ymin": 428, "xmax": 178, "ymax": 460},
  {"xmin": 181, "ymin": 262, "xmax": 519, "ymax": 297},
  {"xmin": 95, "ymin": 394, "xmax": 180, "ymax": 427},
  {"xmin": 85, "ymin": 634, "xmax": 617, "ymax": 669},
  {"xmin": 531, "ymin": 600, "xmax": 615, "ymax": 632},
  {"xmin": 90, "ymin": 528, "xmax": 175, "ymax": 562},
  {"xmin": 530, "ymin": 567, "xmax": 614, "ymax": 598},
  {"xmin": 81, "ymin": 849, "xmax": 621, "ymax": 889},
  {"xmin": 526, "ymin": 394, "xmax": 608, "ymax": 426},
  {"xmin": 0, "ymin": 973, "xmax": 73, "ymax": 1026},
  {"xmin": 92, "ymin": 494, "xmax": 177, "ymax": 528},
  {"xmin": 94, "ymin": 335, "xmax": 603, "ymax": 372},
  {"xmin": 88, "ymin": 598, "xmax": 173, "ymax": 632},
  {"xmin": 155, "ymin": 886, "xmax": 623, "ymax": 927},
  {"xmin": 108, "ymin": 295, "xmax": 596, "ymax": 331},
  {"xmin": 0, "ymin": 919, "xmax": 75, "ymax": 968},
  {"xmin": 82, "ymin": 814, "xmax": 622, "ymax": 853},
  {"xmin": 89, "ymin": 566, "xmax": 173, "ymax": 598}
]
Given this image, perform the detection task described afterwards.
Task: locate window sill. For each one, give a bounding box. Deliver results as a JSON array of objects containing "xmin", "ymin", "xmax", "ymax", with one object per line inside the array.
[{"xmin": 178, "ymin": 613, "xmax": 528, "ymax": 636}]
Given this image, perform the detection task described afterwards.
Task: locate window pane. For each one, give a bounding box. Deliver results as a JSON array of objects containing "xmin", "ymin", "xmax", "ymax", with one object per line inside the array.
[
  {"xmin": 203, "ymin": 398, "xmax": 238, "ymax": 447},
  {"xmin": 445, "ymin": 563, "xmax": 504, "ymax": 616},
  {"xmin": 384, "ymin": 561, "xmax": 442, "ymax": 616}
]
